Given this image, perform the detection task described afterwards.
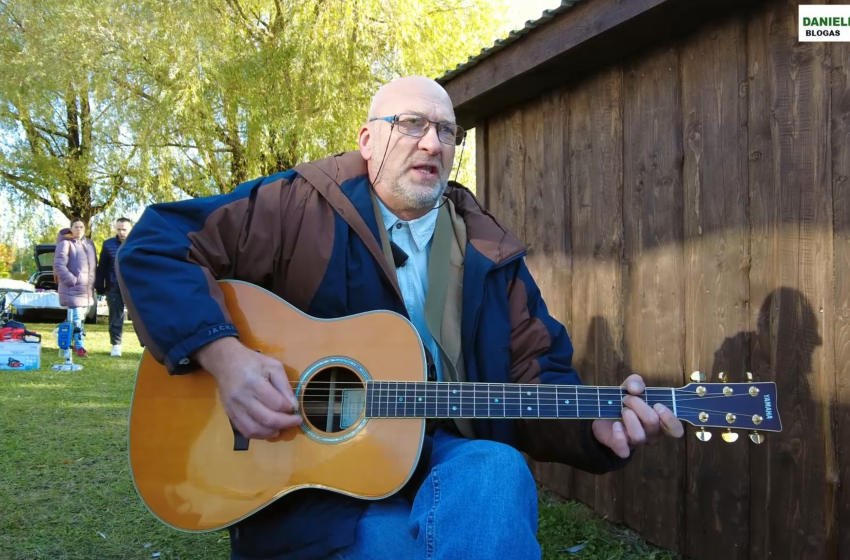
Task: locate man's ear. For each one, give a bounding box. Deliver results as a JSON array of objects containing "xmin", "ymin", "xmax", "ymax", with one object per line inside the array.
[{"xmin": 358, "ymin": 125, "xmax": 373, "ymax": 161}]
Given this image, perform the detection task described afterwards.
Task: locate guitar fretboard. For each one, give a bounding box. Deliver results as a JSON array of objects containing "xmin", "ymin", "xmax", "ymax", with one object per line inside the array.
[{"xmin": 365, "ymin": 382, "xmax": 677, "ymax": 420}]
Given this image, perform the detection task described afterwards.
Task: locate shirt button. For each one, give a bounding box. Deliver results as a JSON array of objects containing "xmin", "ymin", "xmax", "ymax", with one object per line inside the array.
[
  {"xmin": 179, "ymin": 358, "xmax": 190, "ymax": 365},
  {"xmin": 395, "ymin": 223, "xmax": 403, "ymax": 229}
]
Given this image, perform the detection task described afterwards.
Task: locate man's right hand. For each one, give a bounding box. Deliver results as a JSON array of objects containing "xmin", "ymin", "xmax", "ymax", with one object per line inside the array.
[{"xmin": 193, "ymin": 337, "xmax": 302, "ymax": 439}]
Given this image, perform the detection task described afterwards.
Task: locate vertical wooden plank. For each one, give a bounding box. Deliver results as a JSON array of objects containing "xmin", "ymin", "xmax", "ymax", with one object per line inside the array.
[
  {"xmin": 830, "ymin": 31, "xmax": 850, "ymax": 560},
  {"xmin": 487, "ymin": 107, "xmax": 526, "ymax": 241},
  {"xmin": 680, "ymin": 17, "xmax": 751, "ymax": 560},
  {"xmin": 622, "ymin": 45, "xmax": 686, "ymax": 552},
  {"xmin": 485, "ymin": 115, "xmax": 505, "ymax": 221},
  {"xmin": 568, "ymin": 67, "xmax": 625, "ymax": 524},
  {"xmin": 521, "ymin": 90, "xmax": 574, "ymax": 504},
  {"xmin": 528, "ymin": 460, "xmax": 573, "ymax": 500},
  {"xmin": 745, "ymin": 12, "xmax": 776, "ymax": 559},
  {"xmin": 524, "ymin": 90, "xmax": 571, "ymax": 328},
  {"xmin": 475, "ymin": 124, "xmax": 488, "ymax": 206},
  {"xmin": 747, "ymin": 2, "xmax": 838, "ymax": 559}
]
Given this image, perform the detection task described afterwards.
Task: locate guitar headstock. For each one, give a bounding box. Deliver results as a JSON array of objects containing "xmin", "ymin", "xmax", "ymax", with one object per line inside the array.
[{"xmin": 676, "ymin": 371, "xmax": 781, "ymax": 444}]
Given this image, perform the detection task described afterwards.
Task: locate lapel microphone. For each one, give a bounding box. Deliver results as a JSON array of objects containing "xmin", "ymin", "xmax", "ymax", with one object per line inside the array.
[{"xmin": 389, "ymin": 240, "xmax": 409, "ymax": 268}]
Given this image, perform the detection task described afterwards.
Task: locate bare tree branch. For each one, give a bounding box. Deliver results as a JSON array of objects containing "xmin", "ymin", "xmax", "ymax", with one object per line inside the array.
[
  {"xmin": 81, "ymin": 88, "xmax": 92, "ymax": 157},
  {"xmin": 0, "ymin": 109, "xmax": 70, "ymax": 140},
  {"xmin": 112, "ymin": 76, "xmax": 156, "ymax": 102},
  {"xmin": 91, "ymin": 176, "xmax": 123, "ymax": 214},
  {"xmin": 106, "ymin": 140, "xmax": 231, "ymax": 153},
  {"xmin": 0, "ymin": 0, "xmax": 26, "ymax": 32},
  {"xmin": 222, "ymin": 0, "xmax": 270, "ymax": 43},
  {"xmin": 0, "ymin": 169, "xmax": 64, "ymax": 210}
]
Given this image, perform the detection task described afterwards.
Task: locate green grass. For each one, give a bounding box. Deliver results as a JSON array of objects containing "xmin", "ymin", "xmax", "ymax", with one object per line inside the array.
[{"xmin": 0, "ymin": 322, "xmax": 681, "ymax": 560}]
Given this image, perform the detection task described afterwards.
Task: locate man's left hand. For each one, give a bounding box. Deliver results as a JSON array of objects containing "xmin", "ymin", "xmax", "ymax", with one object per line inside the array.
[{"xmin": 591, "ymin": 374, "xmax": 685, "ymax": 458}]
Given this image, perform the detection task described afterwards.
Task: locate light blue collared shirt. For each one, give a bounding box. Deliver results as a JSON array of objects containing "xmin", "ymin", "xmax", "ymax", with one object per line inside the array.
[{"xmin": 375, "ymin": 196, "xmax": 443, "ymax": 381}]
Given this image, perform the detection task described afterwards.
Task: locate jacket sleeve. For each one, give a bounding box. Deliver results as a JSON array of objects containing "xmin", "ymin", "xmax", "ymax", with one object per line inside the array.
[
  {"xmin": 507, "ymin": 259, "xmax": 630, "ymax": 475},
  {"xmin": 116, "ymin": 171, "xmax": 299, "ymax": 374},
  {"xmin": 53, "ymin": 240, "xmax": 77, "ymax": 287},
  {"xmin": 88, "ymin": 242, "xmax": 98, "ymax": 290}
]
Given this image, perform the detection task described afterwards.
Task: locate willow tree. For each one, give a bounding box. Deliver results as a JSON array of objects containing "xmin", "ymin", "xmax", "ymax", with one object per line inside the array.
[
  {"xmin": 0, "ymin": 0, "xmax": 165, "ymax": 229},
  {"xmin": 118, "ymin": 0, "xmax": 503, "ymax": 196},
  {"xmin": 1, "ymin": 0, "xmax": 504, "ymax": 223}
]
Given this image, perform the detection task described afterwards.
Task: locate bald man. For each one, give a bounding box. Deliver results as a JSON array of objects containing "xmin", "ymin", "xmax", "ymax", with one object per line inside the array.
[{"xmin": 118, "ymin": 76, "xmax": 683, "ymax": 560}]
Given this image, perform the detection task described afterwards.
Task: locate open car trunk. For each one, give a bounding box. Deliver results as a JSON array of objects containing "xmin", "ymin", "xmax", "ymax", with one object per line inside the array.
[{"xmin": 23, "ymin": 243, "xmax": 97, "ymax": 323}]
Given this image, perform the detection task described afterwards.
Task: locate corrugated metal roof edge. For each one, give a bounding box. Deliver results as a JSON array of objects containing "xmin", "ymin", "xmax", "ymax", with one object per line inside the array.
[{"xmin": 435, "ymin": 0, "xmax": 587, "ymax": 84}]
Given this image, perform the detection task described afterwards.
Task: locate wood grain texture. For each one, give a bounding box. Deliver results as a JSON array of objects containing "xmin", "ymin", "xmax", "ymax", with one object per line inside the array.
[
  {"xmin": 680, "ymin": 17, "xmax": 751, "ymax": 560},
  {"xmin": 568, "ymin": 67, "xmax": 626, "ymax": 524},
  {"xmin": 622, "ymin": 44, "xmax": 686, "ymax": 552},
  {"xmin": 440, "ymin": 0, "xmax": 770, "ymax": 128},
  {"xmin": 747, "ymin": 2, "xmax": 837, "ymax": 558},
  {"xmin": 830, "ymin": 22, "xmax": 850, "ymax": 560},
  {"xmin": 488, "ymin": 107, "xmax": 526, "ymax": 242},
  {"xmin": 523, "ymin": 90, "xmax": 571, "ymax": 329},
  {"xmin": 475, "ymin": 124, "xmax": 488, "ymax": 206}
]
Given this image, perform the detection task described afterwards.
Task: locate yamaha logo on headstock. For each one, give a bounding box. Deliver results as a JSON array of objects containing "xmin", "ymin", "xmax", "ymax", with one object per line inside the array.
[{"xmin": 764, "ymin": 394, "xmax": 773, "ymax": 420}]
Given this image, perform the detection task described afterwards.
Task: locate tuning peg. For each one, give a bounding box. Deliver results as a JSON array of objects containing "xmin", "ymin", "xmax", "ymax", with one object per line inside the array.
[
  {"xmin": 695, "ymin": 427, "xmax": 712, "ymax": 442},
  {"xmin": 746, "ymin": 372, "xmax": 754, "ymax": 382},
  {"xmin": 722, "ymin": 429, "xmax": 739, "ymax": 443},
  {"xmin": 690, "ymin": 371, "xmax": 706, "ymax": 382},
  {"xmin": 749, "ymin": 431, "xmax": 764, "ymax": 444},
  {"xmin": 718, "ymin": 371, "xmax": 727, "ymax": 382}
]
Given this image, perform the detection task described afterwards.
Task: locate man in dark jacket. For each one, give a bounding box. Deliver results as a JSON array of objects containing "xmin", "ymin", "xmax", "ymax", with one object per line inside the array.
[
  {"xmin": 96, "ymin": 217, "xmax": 133, "ymax": 356},
  {"xmin": 116, "ymin": 76, "xmax": 684, "ymax": 560}
]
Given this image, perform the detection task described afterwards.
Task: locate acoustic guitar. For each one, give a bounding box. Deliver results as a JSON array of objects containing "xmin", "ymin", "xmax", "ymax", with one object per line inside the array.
[{"xmin": 128, "ymin": 280, "xmax": 782, "ymax": 532}]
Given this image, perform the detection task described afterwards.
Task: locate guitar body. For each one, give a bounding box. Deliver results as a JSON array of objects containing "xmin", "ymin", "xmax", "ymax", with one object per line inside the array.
[
  {"xmin": 128, "ymin": 280, "xmax": 428, "ymax": 532},
  {"xmin": 130, "ymin": 281, "xmax": 784, "ymax": 534}
]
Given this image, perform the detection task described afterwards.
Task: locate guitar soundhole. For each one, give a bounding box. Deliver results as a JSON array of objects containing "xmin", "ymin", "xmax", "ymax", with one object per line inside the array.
[{"xmin": 301, "ymin": 366, "xmax": 366, "ymax": 434}]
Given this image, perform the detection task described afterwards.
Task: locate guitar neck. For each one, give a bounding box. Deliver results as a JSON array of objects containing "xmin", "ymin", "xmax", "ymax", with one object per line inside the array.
[{"xmin": 365, "ymin": 381, "xmax": 675, "ymax": 420}]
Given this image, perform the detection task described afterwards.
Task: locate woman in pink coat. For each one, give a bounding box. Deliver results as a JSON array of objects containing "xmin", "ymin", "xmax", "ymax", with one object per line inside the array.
[{"xmin": 53, "ymin": 217, "xmax": 97, "ymax": 357}]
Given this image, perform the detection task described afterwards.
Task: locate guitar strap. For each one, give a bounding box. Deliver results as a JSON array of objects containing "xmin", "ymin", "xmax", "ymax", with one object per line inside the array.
[
  {"xmin": 294, "ymin": 161, "xmax": 439, "ymax": 380},
  {"xmin": 293, "ymin": 161, "xmax": 403, "ymax": 301}
]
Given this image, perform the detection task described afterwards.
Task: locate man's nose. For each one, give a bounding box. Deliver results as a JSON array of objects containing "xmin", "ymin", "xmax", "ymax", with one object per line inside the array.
[{"xmin": 417, "ymin": 126, "xmax": 442, "ymax": 154}]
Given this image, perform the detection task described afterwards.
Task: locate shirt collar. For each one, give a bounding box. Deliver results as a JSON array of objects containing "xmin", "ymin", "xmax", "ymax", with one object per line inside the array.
[{"xmin": 375, "ymin": 194, "xmax": 440, "ymax": 252}]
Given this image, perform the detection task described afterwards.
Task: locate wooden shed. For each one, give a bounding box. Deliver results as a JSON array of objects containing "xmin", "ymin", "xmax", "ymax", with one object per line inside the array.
[{"xmin": 438, "ymin": 1, "xmax": 849, "ymax": 559}]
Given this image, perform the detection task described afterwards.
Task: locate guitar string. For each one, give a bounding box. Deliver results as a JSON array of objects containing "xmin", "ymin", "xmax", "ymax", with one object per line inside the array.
[
  {"xmin": 280, "ymin": 380, "xmax": 767, "ymax": 388},
  {"xmin": 296, "ymin": 393, "xmax": 763, "ymax": 404},
  {"xmin": 288, "ymin": 381, "xmax": 763, "ymax": 393},
  {"xmin": 295, "ymin": 397, "xmax": 762, "ymax": 409},
  {"xmin": 293, "ymin": 400, "xmax": 769, "ymax": 416}
]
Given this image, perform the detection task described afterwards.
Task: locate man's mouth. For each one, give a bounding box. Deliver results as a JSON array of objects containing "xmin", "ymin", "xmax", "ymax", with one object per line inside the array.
[{"xmin": 410, "ymin": 164, "xmax": 439, "ymax": 179}]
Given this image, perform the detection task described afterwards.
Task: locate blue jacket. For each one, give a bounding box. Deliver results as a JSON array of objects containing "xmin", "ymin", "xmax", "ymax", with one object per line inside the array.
[
  {"xmin": 116, "ymin": 151, "xmax": 628, "ymax": 560},
  {"xmin": 95, "ymin": 236, "xmax": 122, "ymax": 294}
]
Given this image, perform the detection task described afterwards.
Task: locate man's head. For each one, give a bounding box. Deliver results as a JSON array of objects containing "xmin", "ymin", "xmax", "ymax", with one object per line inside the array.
[
  {"xmin": 70, "ymin": 218, "xmax": 85, "ymax": 239},
  {"xmin": 357, "ymin": 76, "xmax": 463, "ymax": 219},
  {"xmin": 115, "ymin": 217, "xmax": 132, "ymax": 242}
]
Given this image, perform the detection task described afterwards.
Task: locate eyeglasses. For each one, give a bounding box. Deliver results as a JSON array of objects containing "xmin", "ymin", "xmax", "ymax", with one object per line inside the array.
[{"xmin": 369, "ymin": 113, "xmax": 466, "ymax": 146}]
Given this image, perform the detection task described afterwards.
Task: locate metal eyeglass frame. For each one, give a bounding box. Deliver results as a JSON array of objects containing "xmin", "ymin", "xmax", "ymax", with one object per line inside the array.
[{"xmin": 368, "ymin": 114, "xmax": 466, "ymax": 146}]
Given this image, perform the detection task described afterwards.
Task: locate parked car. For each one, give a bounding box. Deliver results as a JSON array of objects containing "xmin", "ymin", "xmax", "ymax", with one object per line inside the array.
[{"xmin": 16, "ymin": 244, "xmax": 98, "ymax": 324}]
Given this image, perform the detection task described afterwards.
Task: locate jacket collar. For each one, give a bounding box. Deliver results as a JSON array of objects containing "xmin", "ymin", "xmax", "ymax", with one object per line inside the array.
[{"xmin": 305, "ymin": 151, "xmax": 526, "ymax": 266}]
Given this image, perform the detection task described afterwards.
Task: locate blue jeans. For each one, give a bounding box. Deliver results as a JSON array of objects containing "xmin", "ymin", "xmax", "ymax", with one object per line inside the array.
[
  {"xmin": 321, "ymin": 428, "xmax": 541, "ymax": 560},
  {"xmin": 69, "ymin": 307, "xmax": 87, "ymax": 350}
]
